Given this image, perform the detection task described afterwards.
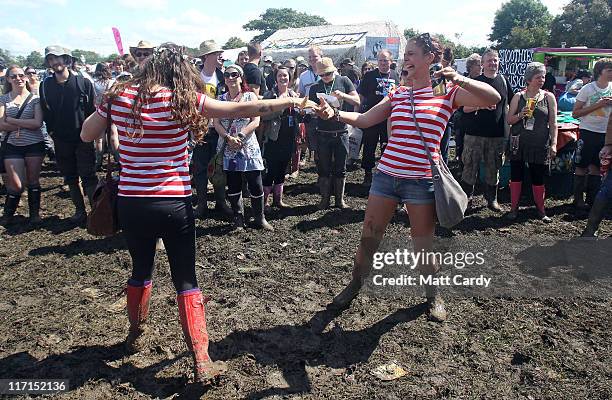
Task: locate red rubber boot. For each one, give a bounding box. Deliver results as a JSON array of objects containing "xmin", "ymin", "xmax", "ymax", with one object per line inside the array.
[
  {"xmin": 125, "ymin": 281, "xmax": 152, "ymax": 353},
  {"xmin": 177, "ymin": 290, "xmax": 227, "ymax": 384}
]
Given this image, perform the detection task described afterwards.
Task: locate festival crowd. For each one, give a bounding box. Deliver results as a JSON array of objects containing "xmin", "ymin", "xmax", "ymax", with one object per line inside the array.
[{"xmin": 0, "ymin": 34, "xmax": 610, "ymax": 384}]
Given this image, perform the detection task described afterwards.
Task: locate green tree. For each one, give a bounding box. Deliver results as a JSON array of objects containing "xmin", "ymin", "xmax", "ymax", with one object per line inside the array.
[
  {"xmin": 105, "ymin": 53, "xmax": 119, "ymax": 62},
  {"xmin": 72, "ymin": 49, "xmax": 104, "ymax": 64},
  {"xmin": 403, "ymin": 28, "xmax": 420, "ymax": 39},
  {"xmin": 243, "ymin": 8, "xmax": 328, "ymax": 43},
  {"xmin": 489, "ymin": 0, "xmax": 552, "ymax": 48},
  {"xmin": 549, "ymin": 0, "xmax": 611, "ymax": 48},
  {"xmin": 0, "ymin": 48, "xmax": 16, "ymax": 66},
  {"xmin": 224, "ymin": 36, "xmax": 247, "ymax": 49},
  {"xmin": 24, "ymin": 51, "xmax": 44, "ymax": 68}
]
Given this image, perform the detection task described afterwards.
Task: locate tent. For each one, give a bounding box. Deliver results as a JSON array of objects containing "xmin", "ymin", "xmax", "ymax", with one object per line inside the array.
[{"xmin": 261, "ymin": 21, "xmax": 406, "ymax": 66}]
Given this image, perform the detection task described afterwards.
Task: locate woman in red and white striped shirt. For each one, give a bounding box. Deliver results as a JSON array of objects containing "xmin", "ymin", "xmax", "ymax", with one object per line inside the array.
[
  {"xmin": 81, "ymin": 43, "xmax": 317, "ymax": 384},
  {"xmin": 317, "ymin": 34, "xmax": 500, "ymax": 321}
]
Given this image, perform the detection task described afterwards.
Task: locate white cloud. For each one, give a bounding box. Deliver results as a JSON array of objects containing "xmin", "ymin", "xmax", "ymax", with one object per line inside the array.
[
  {"xmin": 115, "ymin": 0, "xmax": 168, "ymax": 10},
  {"xmin": 0, "ymin": 27, "xmax": 41, "ymax": 56}
]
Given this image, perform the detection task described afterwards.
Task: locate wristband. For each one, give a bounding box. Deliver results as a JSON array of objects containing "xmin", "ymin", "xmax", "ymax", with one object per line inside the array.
[{"xmin": 333, "ymin": 107, "xmax": 340, "ymax": 122}]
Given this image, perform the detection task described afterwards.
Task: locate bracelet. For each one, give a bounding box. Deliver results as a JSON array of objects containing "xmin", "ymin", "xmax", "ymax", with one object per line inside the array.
[
  {"xmin": 333, "ymin": 107, "xmax": 340, "ymax": 122},
  {"xmin": 457, "ymin": 78, "xmax": 468, "ymax": 88}
]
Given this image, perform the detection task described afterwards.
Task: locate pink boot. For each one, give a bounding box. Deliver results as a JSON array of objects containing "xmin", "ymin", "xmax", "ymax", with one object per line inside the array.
[
  {"xmin": 125, "ymin": 280, "xmax": 152, "ymax": 353},
  {"xmin": 506, "ymin": 181, "xmax": 522, "ymax": 220},
  {"xmin": 532, "ymin": 185, "xmax": 551, "ymax": 223}
]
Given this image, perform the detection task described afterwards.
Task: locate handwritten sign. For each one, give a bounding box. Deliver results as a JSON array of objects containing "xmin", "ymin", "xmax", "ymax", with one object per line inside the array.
[
  {"xmin": 266, "ymin": 32, "xmax": 367, "ymax": 50},
  {"xmin": 499, "ymin": 49, "xmax": 534, "ymax": 93}
]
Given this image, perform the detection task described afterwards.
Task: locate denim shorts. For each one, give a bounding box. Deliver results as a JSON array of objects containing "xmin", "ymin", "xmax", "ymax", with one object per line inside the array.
[{"xmin": 369, "ymin": 170, "xmax": 434, "ymax": 205}]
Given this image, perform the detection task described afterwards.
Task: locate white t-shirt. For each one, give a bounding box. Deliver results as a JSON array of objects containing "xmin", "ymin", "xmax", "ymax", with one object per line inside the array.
[
  {"xmin": 576, "ymin": 81, "xmax": 612, "ymax": 133},
  {"xmin": 200, "ymin": 70, "xmax": 219, "ymax": 98},
  {"xmin": 298, "ymin": 68, "xmax": 318, "ymax": 97}
]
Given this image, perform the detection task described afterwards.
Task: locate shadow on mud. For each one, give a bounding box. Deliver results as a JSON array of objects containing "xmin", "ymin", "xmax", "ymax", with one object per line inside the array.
[
  {"xmin": 212, "ymin": 302, "xmax": 427, "ymax": 399},
  {"xmin": 28, "ymin": 233, "xmax": 125, "ymax": 257}
]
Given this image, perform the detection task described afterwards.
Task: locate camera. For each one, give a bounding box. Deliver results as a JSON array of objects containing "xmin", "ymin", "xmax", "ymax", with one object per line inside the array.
[{"xmin": 429, "ymin": 63, "xmax": 446, "ymax": 96}]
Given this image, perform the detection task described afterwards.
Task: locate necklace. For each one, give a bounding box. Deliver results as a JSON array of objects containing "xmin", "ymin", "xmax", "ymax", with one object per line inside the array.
[{"xmin": 323, "ymin": 76, "xmax": 336, "ymax": 95}]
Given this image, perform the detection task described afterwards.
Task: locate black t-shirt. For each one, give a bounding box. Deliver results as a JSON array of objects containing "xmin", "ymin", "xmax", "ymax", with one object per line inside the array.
[
  {"xmin": 243, "ymin": 62, "xmax": 267, "ymax": 92},
  {"xmin": 309, "ymin": 75, "xmax": 355, "ymax": 132},
  {"xmin": 358, "ymin": 68, "xmax": 400, "ymax": 112},
  {"xmin": 463, "ymin": 73, "xmax": 514, "ymax": 138}
]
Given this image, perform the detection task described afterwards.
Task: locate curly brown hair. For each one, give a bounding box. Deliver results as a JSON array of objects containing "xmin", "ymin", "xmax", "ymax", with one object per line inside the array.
[{"xmin": 105, "ymin": 43, "xmax": 208, "ymax": 142}]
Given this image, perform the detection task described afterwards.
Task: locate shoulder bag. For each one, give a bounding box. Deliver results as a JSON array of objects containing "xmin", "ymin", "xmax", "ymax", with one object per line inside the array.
[
  {"xmin": 409, "ymin": 88, "xmax": 468, "ymax": 228},
  {"xmin": 0, "ymin": 93, "xmax": 34, "ymax": 174},
  {"xmin": 87, "ymin": 100, "xmax": 119, "ymax": 236}
]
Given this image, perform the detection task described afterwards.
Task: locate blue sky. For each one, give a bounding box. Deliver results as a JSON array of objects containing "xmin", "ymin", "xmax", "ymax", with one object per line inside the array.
[{"xmin": 0, "ymin": 0, "xmax": 568, "ymax": 57}]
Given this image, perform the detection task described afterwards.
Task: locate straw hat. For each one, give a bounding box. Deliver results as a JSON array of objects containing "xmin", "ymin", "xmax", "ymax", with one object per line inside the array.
[
  {"xmin": 129, "ymin": 40, "xmax": 154, "ymax": 54},
  {"xmin": 316, "ymin": 57, "xmax": 337, "ymax": 75},
  {"xmin": 198, "ymin": 40, "xmax": 223, "ymax": 58}
]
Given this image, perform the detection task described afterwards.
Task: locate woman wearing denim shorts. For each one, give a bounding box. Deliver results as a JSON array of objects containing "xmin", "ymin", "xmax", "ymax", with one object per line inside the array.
[{"xmin": 316, "ymin": 34, "xmax": 501, "ymax": 321}]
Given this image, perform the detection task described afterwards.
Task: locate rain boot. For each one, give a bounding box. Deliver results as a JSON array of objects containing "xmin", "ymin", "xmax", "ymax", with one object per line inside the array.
[
  {"xmin": 213, "ymin": 184, "xmax": 232, "ymax": 216},
  {"xmin": 68, "ymin": 183, "xmax": 87, "ymax": 223},
  {"xmin": 318, "ymin": 176, "xmax": 331, "ymax": 210},
  {"xmin": 125, "ymin": 280, "xmax": 152, "ymax": 353},
  {"xmin": 505, "ymin": 181, "xmax": 522, "ymax": 220},
  {"xmin": 27, "ymin": 185, "xmax": 42, "ymax": 224},
  {"xmin": 177, "ymin": 290, "xmax": 227, "ymax": 384},
  {"xmin": 330, "ymin": 260, "xmax": 371, "ymax": 310},
  {"xmin": 460, "ymin": 181, "xmax": 474, "ymax": 209},
  {"xmin": 532, "ymin": 185, "xmax": 551, "ymax": 223},
  {"xmin": 263, "ymin": 185, "xmax": 273, "ymax": 213},
  {"xmin": 193, "ymin": 181, "xmax": 209, "ymax": 219},
  {"xmin": 251, "ymin": 194, "xmax": 274, "ymax": 231},
  {"xmin": 1, "ymin": 190, "xmax": 21, "ymax": 225},
  {"xmin": 485, "ymin": 184, "xmax": 502, "ymax": 212},
  {"xmin": 580, "ymin": 195, "xmax": 609, "ymax": 238},
  {"xmin": 573, "ymin": 174, "xmax": 588, "ymax": 211},
  {"xmin": 272, "ymin": 183, "xmax": 288, "ymax": 208},
  {"xmin": 586, "ymin": 174, "xmax": 602, "ymax": 208},
  {"xmin": 227, "ymin": 192, "xmax": 244, "ymax": 231},
  {"xmin": 334, "ymin": 177, "xmax": 349, "ymax": 209}
]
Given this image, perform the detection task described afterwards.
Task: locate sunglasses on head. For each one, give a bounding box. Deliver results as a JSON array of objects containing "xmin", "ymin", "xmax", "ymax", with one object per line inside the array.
[
  {"xmin": 26, "ymin": 71, "xmax": 36, "ymax": 75},
  {"xmin": 223, "ymin": 71, "xmax": 240, "ymax": 79},
  {"xmin": 135, "ymin": 51, "xmax": 152, "ymax": 58},
  {"xmin": 416, "ymin": 32, "xmax": 434, "ymax": 53},
  {"xmin": 319, "ymin": 71, "xmax": 334, "ymax": 78},
  {"xmin": 10, "ymin": 74, "xmax": 25, "ymax": 79}
]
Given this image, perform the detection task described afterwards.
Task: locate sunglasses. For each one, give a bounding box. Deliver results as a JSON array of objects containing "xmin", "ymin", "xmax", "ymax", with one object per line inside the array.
[
  {"xmin": 134, "ymin": 51, "xmax": 152, "ymax": 58},
  {"xmin": 319, "ymin": 71, "xmax": 334, "ymax": 78},
  {"xmin": 223, "ymin": 71, "xmax": 240, "ymax": 79},
  {"xmin": 26, "ymin": 71, "xmax": 37, "ymax": 76},
  {"xmin": 9, "ymin": 74, "xmax": 25, "ymax": 79},
  {"xmin": 416, "ymin": 32, "xmax": 434, "ymax": 53}
]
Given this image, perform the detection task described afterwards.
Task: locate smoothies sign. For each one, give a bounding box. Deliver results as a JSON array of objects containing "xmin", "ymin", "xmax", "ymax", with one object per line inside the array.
[{"xmin": 499, "ymin": 49, "xmax": 534, "ymax": 93}]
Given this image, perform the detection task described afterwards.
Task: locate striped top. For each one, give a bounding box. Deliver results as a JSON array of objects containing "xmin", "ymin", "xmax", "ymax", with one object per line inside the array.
[
  {"xmin": 0, "ymin": 93, "xmax": 44, "ymax": 147},
  {"xmin": 97, "ymin": 86, "xmax": 206, "ymax": 197},
  {"xmin": 377, "ymin": 85, "xmax": 459, "ymax": 179}
]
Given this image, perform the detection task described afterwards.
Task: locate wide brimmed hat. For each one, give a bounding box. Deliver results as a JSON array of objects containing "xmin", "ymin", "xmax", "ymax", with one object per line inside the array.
[
  {"xmin": 198, "ymin": 40, "xmax": 223, "ymax": 57},
  {"xmin": 129, "ymin": 40, "xmax": 154, "ymax": 54},
  {"xmin": 316, "ymin": 57, "xmax": 337, "ymax": 75},
  {"xmin": 44, "ymin": 45, "xmax": 72, "ymax": 58}
]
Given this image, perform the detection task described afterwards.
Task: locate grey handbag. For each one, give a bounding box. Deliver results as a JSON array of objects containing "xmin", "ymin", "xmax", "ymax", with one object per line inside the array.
[{"xmin": 409, "ymin": 88, "xmax": 468, "ymax": 228}]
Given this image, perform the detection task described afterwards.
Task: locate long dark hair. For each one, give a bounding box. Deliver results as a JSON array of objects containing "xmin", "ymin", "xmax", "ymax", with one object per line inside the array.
[
  {"xmin": 94, "ymin": 63, "xmax": 112, "ymax": 80},
  {"xmin": 106, "ymin": 43, "xmax": 208, "ymax": 142},
  {"xmin": 3, "ymin": 65, "xmax": 32, "ymax": 94}
]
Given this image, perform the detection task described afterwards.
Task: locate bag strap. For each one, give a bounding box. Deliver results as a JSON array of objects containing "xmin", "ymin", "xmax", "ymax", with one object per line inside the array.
[
  {"xmin": 104, "ymin": 99, "xmax": 114, "ymax": 179},
  {"xmin": 409, "ymin": 88, "xmax": 436, "ymax": 164}
]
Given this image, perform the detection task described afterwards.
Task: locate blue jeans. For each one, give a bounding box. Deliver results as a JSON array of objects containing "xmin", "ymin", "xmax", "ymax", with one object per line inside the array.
[{"xmin": 369, "ymin": 170, "xmax": 434, "ymax": 205}]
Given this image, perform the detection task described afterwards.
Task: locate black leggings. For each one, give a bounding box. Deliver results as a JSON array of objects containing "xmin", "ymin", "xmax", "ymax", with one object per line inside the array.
[
  {"xmin": 510, "ymin": 160, "xmax": 545, "ymax": 186},
  {"xmin": 227, "ymin": 170, "xmax": 263, "ymax": 197},
  {"xmin": 117, "ymin": 196, "xmax": 197, "ymax": 293},
  {"xmin": 263, "ymin": 159, "xmax": 290, "ymax": 186}
]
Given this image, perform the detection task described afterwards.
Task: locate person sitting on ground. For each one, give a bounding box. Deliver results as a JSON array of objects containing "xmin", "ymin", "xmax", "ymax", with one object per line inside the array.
[
  {"xmin": 81, "ymin": 43, "xmax": 317, "ymax": 385},
  {"xmin": 317, "ymin": 33, "xmax": 500, "ymax": 322},
  {"xmin": 506, "ymin": 62, "xmax": 558, "ymax": 223},
  {"xmin": 0, "ymin": 65, "xmax": 45, "ymax": 224}
]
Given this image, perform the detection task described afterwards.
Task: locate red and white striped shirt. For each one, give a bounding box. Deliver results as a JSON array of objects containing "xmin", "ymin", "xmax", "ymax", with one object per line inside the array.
[
  {"xmin": 378, "ymin": 85, "xmax": 459, "ymax": 179},
  {"xmin": 97, "ymin": 86, "xmax": 206, "ymax": 197}
]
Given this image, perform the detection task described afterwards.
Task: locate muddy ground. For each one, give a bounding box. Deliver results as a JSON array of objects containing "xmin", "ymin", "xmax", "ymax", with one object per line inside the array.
[{"xmin": 0, "ymin": 160, "xmax": 610, "ymax": 400}]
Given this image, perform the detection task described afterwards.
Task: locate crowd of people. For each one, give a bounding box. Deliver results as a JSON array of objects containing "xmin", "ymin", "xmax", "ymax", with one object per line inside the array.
[{"xmin": 0, "ymin": 35, "xmax": 611, "ymax": 385}]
